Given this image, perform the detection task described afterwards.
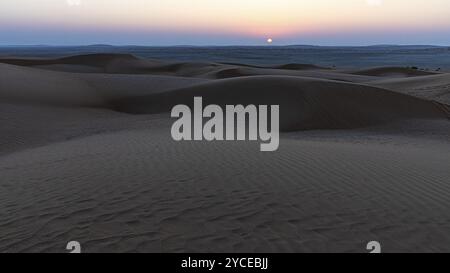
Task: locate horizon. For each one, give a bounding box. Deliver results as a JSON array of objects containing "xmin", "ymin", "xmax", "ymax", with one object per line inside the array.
[
  {"xmin": 1, "ymin": 0, "xmax": 450, "ymax": 46},
  {"xmin": 0, "ymin": 44, "xmax": 449, "ymax": 48}
]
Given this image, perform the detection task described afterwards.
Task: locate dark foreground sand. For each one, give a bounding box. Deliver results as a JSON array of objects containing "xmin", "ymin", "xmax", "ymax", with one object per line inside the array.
[{"xmin": 0, "ymin": 54, "xmax": 450, "ymax": 252}]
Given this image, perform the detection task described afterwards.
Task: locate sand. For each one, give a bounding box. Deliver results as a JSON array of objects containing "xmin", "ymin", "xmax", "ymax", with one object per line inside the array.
[{"xmin": 0, "ymin": 54, "xmax": 450, "ymax": 253}]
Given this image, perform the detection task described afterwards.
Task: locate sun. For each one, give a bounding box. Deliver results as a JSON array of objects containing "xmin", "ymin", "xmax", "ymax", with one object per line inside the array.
[{"xmin": 267, "ymin": 38, "xmax": 273, "ymax": 44}]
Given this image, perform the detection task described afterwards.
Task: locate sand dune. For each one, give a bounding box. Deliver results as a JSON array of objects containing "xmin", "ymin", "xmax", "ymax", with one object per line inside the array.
[
  {"xmin": 372, "ymin": 73, "xmax": 450, "ymax": 106},
  {"xmin": 115, "ymin": 76, "xmax": 446, "ymax": 131},
  {"xmin": 0, "ymin": 63, "xmax": 105, "ymax": 107},
  {"xmin": 0, "ymin": 62, "xmax": 211, "ymax": 107},
  {"xmin": 274, "ymin": 63, "xmax": 329, "ymax": 70},
  {"xmin": 1, "ymin": 125, "xmax": 450, "ymax": 253},
  {"xmin": 0, "ymin": 54, "xmax": 220, "ymax": 76},
  {"xmin": 205, "ymin": 67, "xmax": 377, "ymax": 83},
  {"xmin": 220, "ymin": 62, "xmax": 329, "ymax": 71},
  {"xmin": 0, "ymin": 54, "xmax": 377, "ymax": 83},
  {"xmin": 349, "ymin": 67, "xmax": 438, "ymax": 77},
  {"xmin": 1, "ymin": 54, "xmax": 450, "ymax": 253},
  {"xmin": 0, "ymin": 53, "xmax": 138, "ymax": 68},
  {"xmin": 78, "ymin": 73, "xmax": 209, "ymax": 99}
]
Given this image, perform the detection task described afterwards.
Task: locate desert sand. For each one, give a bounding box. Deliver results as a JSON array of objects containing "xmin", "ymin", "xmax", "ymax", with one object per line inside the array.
[{"xmin": 0, "ymin": 53, "xmax": 450, "ymax": 253}]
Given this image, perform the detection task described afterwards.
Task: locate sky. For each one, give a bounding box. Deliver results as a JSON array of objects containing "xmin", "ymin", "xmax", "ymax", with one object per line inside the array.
[{"xmin": 1, "ymin": 0, "xmax": 450, "ymax": 46}]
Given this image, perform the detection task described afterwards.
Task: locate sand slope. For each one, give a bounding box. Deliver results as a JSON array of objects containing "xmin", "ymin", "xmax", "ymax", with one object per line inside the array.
[
  {"xmin": 372, "ymin": 73, "xmax": 450, "ymax": 106},
  {"xmin": 115, "ymin": 76, "xmax": 445, "ymax": 131},
  {"xmin": 1, "ymin": 54, "xmax": 450, "ymax": 253},
  {"xmin": 0, "ymin": 63, "xmax": 105, "ymax": 107},
  {"xmin": 1, "ymin": 126, "xmax": 450, "ymax": 253}
]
